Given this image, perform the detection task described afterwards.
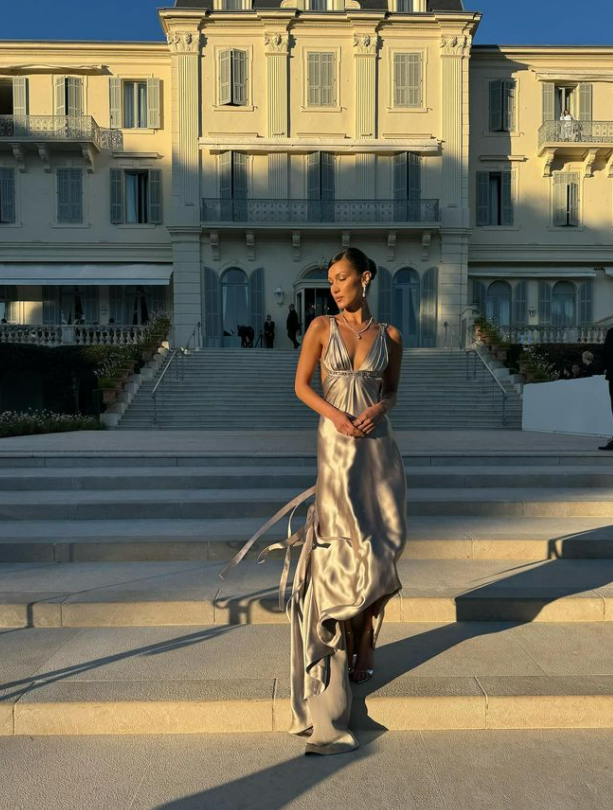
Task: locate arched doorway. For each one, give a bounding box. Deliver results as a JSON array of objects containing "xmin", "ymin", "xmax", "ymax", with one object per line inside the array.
[
  {"xmin": 552, "ymin": 280, "xmax": 576, "ymax": 326},
  {"xmin": 392, "ymin": 268, "xmax": 420, "ymax": 348},
  {"xmin": 295, "ymin": 266, "xmax": 340, "ymax": 333},
  {"xmin": 486, "ymin": 280, "xmax": 512, "ymax": 327},
  {"xmin": 221, "ymin": 267, "xmax": 249, "ymax": 336}
]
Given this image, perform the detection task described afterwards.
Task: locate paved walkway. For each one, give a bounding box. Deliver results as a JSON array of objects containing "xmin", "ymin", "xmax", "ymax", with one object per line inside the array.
[{"xmin": 0, "ymin": 429, "xmax": 608, "ymax": 456}]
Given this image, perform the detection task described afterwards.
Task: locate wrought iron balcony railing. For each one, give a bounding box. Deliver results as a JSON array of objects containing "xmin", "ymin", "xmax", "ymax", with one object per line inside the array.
[
  {"xmin": 538, "ymin": 120, "xmax": 613, "ymax": 149},
  {"xmin": 200, "ymin": 198, "xmax": 440, "ymax": 225},
  {"xmin": 0, "ymin": 115, "xmax": 101, "ymax": 148}
]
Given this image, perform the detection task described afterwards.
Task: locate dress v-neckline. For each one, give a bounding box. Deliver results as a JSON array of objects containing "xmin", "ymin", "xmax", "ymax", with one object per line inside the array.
[{"xmin": 331, "ymin": 316, "xmax": 381, "ymax": 373}]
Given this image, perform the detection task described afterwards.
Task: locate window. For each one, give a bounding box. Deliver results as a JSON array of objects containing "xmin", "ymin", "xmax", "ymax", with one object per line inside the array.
[
  {"xmin": 219, "ymin": 50, "xmax": 249, "ymax": 106},
  {"xmin": 396, "ymin": 0, "xmax": 416, "ymax": 9},
  {"xmin": 489, "ymin": 79, "xmax": 515, "ymax": 132},
  {"xmin": 552, "ymin": 281, "xmax": 576, "ymax": 327},
  {"xmin": 54, "ymin": 77, "xmax": 84, "ymax": 117},
  {"xmin": 307, "ymin": 152, "xmax": 335, "ymax": 220},
  {"xmin": 110, "ymin": 168, "xmax": 162, "ymax": 225},
  {"xmin": 476, "ymin": 171, "xmax": 514, "ymax": 226},
  {"xmin": 486, "ymin": 280, "xmax": 512, "ymax": 327},
  {"xmin": 43, "ymin": 286, "xmax": 99, "ymax": 326},
  {"xmin": 221, "ymin": 0, "xmax": 251, "ymax": 7},
  {"xmin": 393, "ymin": 53, "xmax": 422, "ymax": 108},
  {"xmin": 109, "ymin": 78, "xmax": 161, "ymax": 129},
  {"xmin": 309, "ymin": 0, "xmax": 329, "ymax": 8},
  {"xmin": 393, "ymin": 152, "xmax": 421, "ymax": 220},
  {"xmin": 219, "ymin": 151, "xmax": 248, "ymax": 220},
  {"xmin": 307, "ymin": 53, "xmax": 336, "ymax": 107},
  {"xmin": 0, "ymin": 168, "xmax": 16, "ymax": 223},
  {"xmin": 0, "ymin": 80, "xmax": 13, "ymax": 115},
  {"xmin": 542, "ymin": 82, "xmax": 592, "ymax": 123},
  {"xmin": 56, "ymin": 168, "xmax": 84, "ymax": 224},
  {"xmin": 109, "ymin": 285, "xmax": 166, "ymax": 325},
  {"xmin": 552, "ymin": 172, "xmax": 579, "ymax": 227}
]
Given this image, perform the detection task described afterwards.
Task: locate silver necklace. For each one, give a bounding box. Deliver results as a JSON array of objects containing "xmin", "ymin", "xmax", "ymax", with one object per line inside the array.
[{"xmin": 340, "ymin": 310, "xmax": 373, "ymax": 340}]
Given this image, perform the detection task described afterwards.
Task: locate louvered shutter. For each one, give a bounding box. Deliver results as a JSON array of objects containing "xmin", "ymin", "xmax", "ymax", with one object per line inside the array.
[
  {"xmin": 476, "ymin": 171, "xmax": 490, "ymax": 226},
  {"xmin": 66, "ymin": 77, "xmax": 83, "ymax": 117},
  {"xmin": 233, "ymin": 152, "xmax": 248, "ymax": 220},
  {"xmin": 110, "ymin": 168, "xmax": 124, "ymax": 224},
  {"xmin": 407, "ymin": 53, "xmax": 421, "ymax": 106},
  {"xmin": 568, "ymin": 172, "xmax": 579, "ymax": 226},
  {"xmin": 578, "ymin": 83, "xmax": 593, "ymax": 123},
  {"xmin": 472, "ymin": 280, "xmax": 487, "ymax": 315},
  {"xmin": 0, "ymin": 168, "xmax": 16, "ymax": 223},
  {"xmin": 538, "ymin": 281, "xmax": 552, "ymax": 324},
  {"xmin": 307, "ymin": 152, "xmax": 320, "ymax": 221},
  {"xmin": 489, "ymin": 79, "xmax": 502, "ymax": 131},
  {"xmin": 57, "ymin": 169, "xmax": 71, "ymax": 222},
  {"xmin": 500, "ymin": 171, "xmax": 514, "ymax": 226},
  {"xmin": 394, "ymin": 53, "xmax": 408, "ymax": 107},
  {"xmin": 146, "ymin": 78, "xmax": 161, "ymax": 128},
  {"xmin": 579, "ymin": 279, "xmax": 593, "ymax": 324},
  {"xmin": 321, "ymin": 152, "xmax": 335, "ymax": 199},
  {"xmin": 377, "ymin": 266, "xmax": 392, "ymax": 324},
  {"xmin": 232, "ymin": 50, "xmax": 248, "ymax": 106},
  {"xmin": 12, "ymin": 77, "xmax": 28, "ymax": 118},
  {"xmin": 321, "ymin": 53, "xmax": 335, "ymax": 106},
  {"xmin": 109, "ymin": 77, "xmax": 122, "ymax": 127},
  {"xmin": 307, "ymin": 53, "xmax": 320, "ymax": 106},
  {"xmin": 542, "ymin": 82, "xmax": 555, "ymax": 122},
  {"xmin": 54, "ymin": 76, "xmax": 66, "ymax": 117},
  {"xmin": 393, "ymin": 152, "xmax": 407, "ymax": 220},
  {"xmin": 503, "ymin": 79, "xmax": 515, "ymax": 131},
  {"xmin": 513, "ymin": 280, "xmax": 527, "ymax": 326},
  {"xmin": 71, "ymin": 169, "xmax": 83, "ymax": 222},
  {"xmin": 203, "ymin": 267, "xmax": 222, "ymax": 344},
  {"xmin": 249, "ymin": 267, "xmax": 264, "ymax": 334},
  {"xmin": 219, "ymin": 50, "xmax": 232, "ymax": 105},
  {"xmin": 148, "ymin": 169, "xmax": 162, "ymax": 224}
]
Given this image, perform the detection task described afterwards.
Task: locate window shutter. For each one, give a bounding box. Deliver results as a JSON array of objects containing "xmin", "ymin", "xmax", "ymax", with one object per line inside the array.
[
  {"xmin": 148, "ymin": 169, "xmax": 162, "ymax": 224},
  {"xmin": 476, "ymin": 171, "xmax": 490, "ymax": 226},
  {"xmin": 249, "ymin": 267, "xmax": 264, "ymax": 334},
  {"xmin": 321, "ymin": 53, "xmax": 335, "ymax": 106},
  {"xmin": 0, "ymin": 168, "xmax": 16, "ymax": 223},
  {"xmin": 489, "ymin": 79, "xmax": 502, "ymax": 131},
  {"xmin": 500, "ymin": 171, "xmax": 514, "ymax": 226},
  {"xmin": 219, "ymin": 50, "xmax": 232, "ymax": 105},
  {"xmin": 542, "ymin": 82, "xmax": 555, "ymax": 122},
  {"xmin": 66, "ymin": 77, "xmax": 83, "ymax": 117},
  {"xmin": 109, "ymin": 77, "xmax": 122, "ymax": 128},
  {"xmin": 307, "ymin": 53, "xmax": 321, "ymax": 106},
  {"xmin": 146, "ymin": 78, "xmax": 161, "ymax": 128},
  {"xmin": 307, "ymin": 152, "xmax": 321, "ymax": 199},
  {"xmin": 538, "ymin": 281, "xmax": 552, "ymax": 324},
  {"xmin": 579, "ymin": 279, "xmax": 593, "ymax": 324},
  {"xmin": 219, "ymin": 151, "xmax": 233, "ymax": 198},
  {"xmin": 54, "ymin": 76, "xmax": 66, "ymax": 117},
  {"xmin": 578, "ymin": 83, "xmax": 593, "ymax": 123},
  {"xmin": 110, "ymin": 168, "xmax": 124, "ymax": 224},
  {"xmin": 503, "ymin": 79, "xmax": 515, "ymax": 131},
  {"xmin": 393, "ymin": 152, "xmax": 407, "ymax": 199},
  {"xmin": 406, "ymin": 53, "xmax": 421, "ymax": 107},
  {"xmin": 568, "ymin": 172, "xmax": 579, "ymax": 226},
  {"xmin": 421, "ymin": 266, "xmax": 438, "ymax": 347},
  {"xmin": 552, "ymin": 173, "xmax": 566, "ymax": 226},
  {"xmin": 407, "ymin": 153, "xmax": 421, "ymax": 201},
  {"xmin": 393, "ymin": 53, "xmax": 408, "ymax": 107},
  {"xmin": 233, "ymin": 152, "xmax": 248, "ymax": 198},
  {"xmin": 57, "ymin": 168, "xmax": 70, "ymax": 222},
  {"xmin": 321, "ymin": 152, "xmax": 335, "ymax": 199},
  {"xmin": 471, "ymin": 280, "xmax": 487, "ymax": 314},
  {"xmin": 71, "ymin": 169, "xmax": 83, "ymax": 223},
  {"xmin": 513, "ymin": 280, "xmax": 527, "ymax": 325},
  {"xmin": 12, "ymin": 77, "xmax": 28, "ymax": 117},
  {"xmin": 232, "ymin": 50, "xmax": 248, "ymax": 106},
  {"xmin": 203, "ymin": 267, "xmax": 222, "ymax": 343},
  {"xmin": 377, "ymin": 266, "xmax": 392, "ymax": 324}
]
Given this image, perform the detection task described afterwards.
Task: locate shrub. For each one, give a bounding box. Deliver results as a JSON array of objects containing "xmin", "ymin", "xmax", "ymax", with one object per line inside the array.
[{"xmin": 0, "ymin": 409, "xmax": 105, "ymax": 438}]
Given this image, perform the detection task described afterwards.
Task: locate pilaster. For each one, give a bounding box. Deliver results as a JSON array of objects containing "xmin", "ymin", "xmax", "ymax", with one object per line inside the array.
[
  {"xmin": 440, "ymin": 33, "xmax": 471, "ymax": 220},
  {"xmin": 264, "ymin": 32, "xmax": 290, "ymax": 138},
  {"xmin": 168, "ymin": 226, "xmax": 202, "ymax": 348},
  {"xmin": 353, "ymin": 33, "xmax": 378, "ymax": 140}
]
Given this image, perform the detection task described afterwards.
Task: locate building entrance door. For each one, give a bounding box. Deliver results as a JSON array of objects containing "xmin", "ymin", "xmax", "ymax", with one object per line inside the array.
[{"xmin": 295, "ymin": 286, "xmax": 339, "ymax": 334}]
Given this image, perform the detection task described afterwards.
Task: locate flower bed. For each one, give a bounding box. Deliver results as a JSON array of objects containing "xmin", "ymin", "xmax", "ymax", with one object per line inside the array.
[{"xmin": 0, "ymin": 410, "xmax": 105, "ymax": 439}]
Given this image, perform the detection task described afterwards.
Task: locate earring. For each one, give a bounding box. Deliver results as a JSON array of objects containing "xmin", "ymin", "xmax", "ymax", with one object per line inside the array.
[{"xmin": 362, "ymin": 284, "xmax": 367, "ymax": 299}]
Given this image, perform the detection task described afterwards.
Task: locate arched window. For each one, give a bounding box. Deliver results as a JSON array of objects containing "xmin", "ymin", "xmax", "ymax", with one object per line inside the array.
[
  {"xmin": 221, "ymin": 267, "xmax": 249, "ymax": 335},
  {"xmin": 392, "ymin": 267, "xmax": 420, "ymax": 348},
  {"xmin": 552, "ymin": 280, "xmax": 576, "ymax": 326},
  {"xmin": 0, "ymin": 285, "xmax": 18, "ymax": 324},
  {"xmin": 486, "ymin": 280, "xmax": 512, "ymax": 327}
]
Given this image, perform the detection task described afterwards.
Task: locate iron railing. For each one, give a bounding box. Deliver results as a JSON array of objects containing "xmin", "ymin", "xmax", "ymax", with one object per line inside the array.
[
  {"xmin": 0, "ymin": 115, "xmax": 101, "ymax": 148},
  {"xmin": 152, "ymin": 321, "xmax": 201, "ymax": 426},
  {"xmin": 538, "ymin": 120, "xmax": 613, "ymax": 148},
  {"xmin": 201, "ymin": 198, "xmax": 440, "ymax": 225}
]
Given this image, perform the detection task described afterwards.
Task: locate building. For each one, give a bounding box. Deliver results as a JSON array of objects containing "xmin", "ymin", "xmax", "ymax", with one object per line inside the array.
[{"xmin": 1, "ymin": 2, "xmax": 612, "ymax": 350}]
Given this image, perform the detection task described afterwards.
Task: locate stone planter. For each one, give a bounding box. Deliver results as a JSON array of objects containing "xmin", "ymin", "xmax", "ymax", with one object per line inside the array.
[{"xmin": 101, "ymin": 388, "xmax": 119, "ymax": 405}]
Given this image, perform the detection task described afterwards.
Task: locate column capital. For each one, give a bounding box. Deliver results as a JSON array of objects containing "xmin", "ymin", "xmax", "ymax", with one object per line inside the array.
[
  {"xmin": 167, "ymin": 30, "xmax": 201, "ymax": 54},
  {"xmin": 352, "ymin": 33, "xmax": 378, "ymax": 55},
  {"xmin": 264, "ymin": 32, "xmax": 289, "ymax": 55},
  {"xmin": 439, "ymin": 33, "xmax": 471, "ymax": 58}
]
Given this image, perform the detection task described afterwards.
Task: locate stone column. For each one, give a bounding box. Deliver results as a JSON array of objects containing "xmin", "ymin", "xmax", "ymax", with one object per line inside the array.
[
  {"xmin": 168, "ymin": 226, "xmax": 202, "ymax": 348},
  {"xmin": 264, "ymin": 32, "xmax": 289, "ymax": 138},
  {"xmin": 353, "ymin": 33, "xmax": 378, "ymax": 140}
]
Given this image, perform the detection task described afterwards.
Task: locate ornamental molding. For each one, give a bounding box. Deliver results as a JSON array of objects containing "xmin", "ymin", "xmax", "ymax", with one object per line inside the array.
[
  {"xmin": 264, "ymin": 32, "xmax": 289, "ymax": 54},
  {"xmin": 440, "ymin": 34, "xmax": 471, "ymax": 57},
  {"xmin": 166, "ymin": 31, "xmax": 200, "ymax": 54},
  {"xmin": 352, "ymin": 34, "xmax": 377, "ymax": 55}
]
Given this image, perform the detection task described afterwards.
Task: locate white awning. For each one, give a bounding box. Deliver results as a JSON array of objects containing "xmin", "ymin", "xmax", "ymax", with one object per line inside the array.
[
  {"xmin": 0, "ymin": 264, "xmax": 173, "ymax": 286},
  {"xmin": 469, "ymin": 267, "xmax": 597, "ymax": 279}
]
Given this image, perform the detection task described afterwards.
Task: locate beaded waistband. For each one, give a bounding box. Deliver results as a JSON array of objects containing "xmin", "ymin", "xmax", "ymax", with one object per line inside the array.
[{"xmin": 324, "ymin": 369, "xmax": 383, "ymax": 379}]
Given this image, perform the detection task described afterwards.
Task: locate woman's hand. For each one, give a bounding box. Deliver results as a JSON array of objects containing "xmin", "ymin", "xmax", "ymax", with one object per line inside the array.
[
  {"xmin": 352, "ymin": 404, "xmax": 385, "ymax": 436},
  {"xmin": 332, "ymin": 411, "xmax": 367, "ymax": 438}
]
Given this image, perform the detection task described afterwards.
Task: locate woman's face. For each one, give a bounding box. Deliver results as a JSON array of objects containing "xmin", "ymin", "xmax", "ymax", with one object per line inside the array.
[{"xmin": 327, "ymin": 258, "xmax": 370, "ymax": 309}]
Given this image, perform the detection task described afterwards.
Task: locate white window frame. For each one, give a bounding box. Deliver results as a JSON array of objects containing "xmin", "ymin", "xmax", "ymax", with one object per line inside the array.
[
  {"xmin": 387, "ymin": 47, "xmax": 427, "ymax": 113},
  {"xmin": 213, "ymin": 45, "xmax": 254, "ymax": 110},
  {"xmin": 109, "ymin": 74, "xmax": 160, "ymax": 133},
  {"xmin": 212, "ymin": 0, "xmax": 252, "ymax": 8},
  {"xmin": 53, "ymin": 161, "xmax": 88, "ymax": 228},
  {"xmin": 301, "ymin": 46, "xmax": 341, "ymax": 112},
  {"xmin": 389, "ymin": 0, "xmax": 426, "ymax": 11},
  {"xmin": 0, "ymin": 163, "xmax": 20, "ymax": 228}
]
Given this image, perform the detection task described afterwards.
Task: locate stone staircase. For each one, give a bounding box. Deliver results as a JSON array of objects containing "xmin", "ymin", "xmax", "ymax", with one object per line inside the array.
[
  {"xmin": 117, "ymin": 348, "xmax": 522, "ymax": 430},
  {"xmin": 2, "ymin": 444, "xmax": 613, "ymax": 736}
]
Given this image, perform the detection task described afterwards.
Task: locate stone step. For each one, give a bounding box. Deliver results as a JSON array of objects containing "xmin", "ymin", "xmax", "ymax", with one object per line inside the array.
[
  {"xmin": 3, "ymin": 487, "xmax": 613, "ymax": 520},
  {"xmin": 5, "ymin": 621, "xmax": 613, "ymax": 734},
  {"xmin": 2, "ymin": 558, "xmax": 613, "ymax": 627},
  {"xmin": 0, "ymin": 464, "xmax": 610, "ymax": 491},
  {"xmin": 2, "ymin": 515, "xmax": 613, "ymax": 563}
]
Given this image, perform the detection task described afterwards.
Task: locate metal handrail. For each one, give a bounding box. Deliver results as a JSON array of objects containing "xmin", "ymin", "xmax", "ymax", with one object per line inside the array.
[
  {"xmin": 471, "ymin": 344, "xmax": 508, "ymax": 426},
  {"xmin": 443, "ymin": 321, "xmax": 463, "ymax": 352},
  {"xmin": 151, "ymin": 322, "xmax": 201, "ymax": 426}
]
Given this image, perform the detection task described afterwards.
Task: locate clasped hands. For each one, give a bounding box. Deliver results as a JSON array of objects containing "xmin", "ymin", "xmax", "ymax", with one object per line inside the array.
[{"xmin": 333, "ymin": 404, "xmax": 384, "ymax": 437}]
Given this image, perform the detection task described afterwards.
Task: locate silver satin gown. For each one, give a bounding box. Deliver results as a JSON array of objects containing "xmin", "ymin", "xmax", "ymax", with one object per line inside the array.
[{"xmin": 219, "ymin": 315, "xmax": 408, "ymax": 756}]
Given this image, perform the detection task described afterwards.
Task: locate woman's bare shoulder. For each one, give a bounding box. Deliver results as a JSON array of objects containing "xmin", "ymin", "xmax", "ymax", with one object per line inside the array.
[{"xmin": 383, "ymin": 323, "xmax": 403, "ymax": 346}]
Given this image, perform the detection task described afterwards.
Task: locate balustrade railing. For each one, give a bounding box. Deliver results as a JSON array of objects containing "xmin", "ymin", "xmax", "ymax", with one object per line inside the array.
[
  {"xmin": 0, "ymin": 324, "xmax": 149, "ymax": 347},
  {"xmin": 538, "ymin": 120, "xmax": 613, "ymax": 148},
  {"xmin": 0, "ymin": 115, "xmax": 101, "ymax": 147},
  {"xmin": 201, "ymin": 198, "xmax": 440, "ymax": 224},
  {"xmin": 497, "ymin": 325, "xmax": 608, "ymax": 345}
]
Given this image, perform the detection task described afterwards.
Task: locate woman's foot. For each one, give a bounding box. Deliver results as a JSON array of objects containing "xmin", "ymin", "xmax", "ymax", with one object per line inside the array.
[{"xmin": 350, "ymin": 626, "xmax": 374, "ymax": 684}]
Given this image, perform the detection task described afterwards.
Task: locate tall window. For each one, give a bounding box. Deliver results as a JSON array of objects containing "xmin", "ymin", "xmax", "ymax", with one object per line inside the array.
[
  {"xmin": 0, "ymin": 285, "xmax": 18, "ymax": 323},
  {"xmin": 219, "ymin": 50, "xmax": 248, "ymax": 106},
  {"xmin": 123, "ymin": 81, "xmax": 147, "ymax": 128},
  {"xmin": 552, "ymin": 172, "xmax": 579, "ymax": 227},
  {"xmin": 109, "ymin": 78, "xmax": 161, "ymax": 129},
  {"xmin": 0, "ymin": 168, "xmax": 16, "ymax": 223},
  {"xmin": 219, "ymin": 151, "xmax": 248, "ymax": 220},
  {"xmin": 542, "ymin": 82, "xmax": 592, "ymax": 123},
  {"xmin": 109, "ymin": 285, "xmax": 166, "ymax": 325},
  {"xmin": 552, "ymin": 281, "xmax": 576, "ymax": 327},
  {"xmin": 486, "ymin": 281, "xmax": 512, "ymax": 327},
  {"xmin": 0, "ymin": 80, "xmax": 13, "ymax": 115},
  {"xmin": 56, "ymin": 168, "xmax": 84, "ymax": 224},
  {"xmin": 43, "ymin": 286, "xmax": 99, "ymax": 325},
  {"xmin": 393, "ymin": 152, "xmax": 421, "ymax": 221},
  {"xmin": 221, "ymin": 267, "xmax": 249, "ymax": 336},
  {"xmin": 307, "ymin": 52, "xmax": 336, "ymax": 107},
  {"xmin": 307, "ymin": 152, "xmax": 335, "ymax": 221},
  {"xmin": 396, "ymin": 0, "xmax": 416, "ymax": 9},
  {"xmin": 54, "ymin": 77, "xmax": 84, "ymax": 117},
  {"xmin": 110, "ymin": 168, "xmax": 162, "ymax": 225},
  {"xmin": 476, "ymin": 170, "xmax": 514, "ymax": 226},
  {"xmin": 393, "ymin": 53, "xmax": 422, "ymax": 108},
  {"xmin": 489, "ymin": 79, "xmax": 515, "ymax": 132}
]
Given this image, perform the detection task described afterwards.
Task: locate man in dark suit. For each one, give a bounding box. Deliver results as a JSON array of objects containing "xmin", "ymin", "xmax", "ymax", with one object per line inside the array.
[
  {"xmin": 263, "ymin": 314, "xmax": 275, "ymax": 348},
  {"xmin": 286, "ymin": 304, "xmax": 301, "ymax": 349},
  {"xmin": 599, "ymin": 327, "xmax": 613, "ymax": 450}
]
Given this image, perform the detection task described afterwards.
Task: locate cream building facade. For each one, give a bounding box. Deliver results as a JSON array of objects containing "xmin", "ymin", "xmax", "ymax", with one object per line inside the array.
[{"xmin": 1, "ymin": 2, "xmax": 612, "ymax": 350}]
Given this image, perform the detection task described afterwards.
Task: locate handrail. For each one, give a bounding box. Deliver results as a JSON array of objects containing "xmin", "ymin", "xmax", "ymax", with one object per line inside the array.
[
  {"xmin": 151, "ymin": 322, "xmax": 201, "ymax": 425},
  {"xmin": 471, "ymin": 344, "xmax": 508, "ymax": 426},
  {"xmin": 443, "ymin": 321, "xmax": 463, "ymax": 352}
]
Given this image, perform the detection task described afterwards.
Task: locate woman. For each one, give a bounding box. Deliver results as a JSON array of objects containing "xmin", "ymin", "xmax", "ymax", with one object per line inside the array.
[
  {"xmin": 219, "ymin": 247, "xmax": 408, "ymax": 756},
  {"xmin": 560, "ymin": 107, "xmax": 575, "ymax": 141}
]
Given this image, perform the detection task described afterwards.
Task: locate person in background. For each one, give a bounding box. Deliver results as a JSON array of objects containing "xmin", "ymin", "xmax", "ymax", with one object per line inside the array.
[
  {"xmin": 560, "ymin": 107, "xmax": 575, "ymax": 141},
  {"xmin": 580, "ymin": 351, "xmax": 598, "ymax": 377},
  {"xmin": 264, "ymin": 314, "xmax": 275, "ymax": 348},
  {"xmin": 286, "ymin": 304, "xmax": 301, "ymax": 349},
  {"xmin": 599, "ymin": 327, "xmax": 613, "ymax": 450}
]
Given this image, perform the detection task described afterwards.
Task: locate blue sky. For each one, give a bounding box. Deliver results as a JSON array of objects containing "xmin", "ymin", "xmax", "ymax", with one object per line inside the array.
[{"xmin": 0, "ymin": 0, "xmax": 611, "ymax": 45}]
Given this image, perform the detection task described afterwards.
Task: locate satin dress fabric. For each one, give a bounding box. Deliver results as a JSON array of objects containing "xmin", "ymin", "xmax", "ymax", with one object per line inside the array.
[{"xmin": 286, "ymin": 315, "xmax": 408, "ymax": 755}]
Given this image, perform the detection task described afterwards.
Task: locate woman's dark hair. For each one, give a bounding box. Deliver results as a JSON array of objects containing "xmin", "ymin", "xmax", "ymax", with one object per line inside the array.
[{"xmin": 328, "ymin": 247, "xmax": 378, "ymax": 281}]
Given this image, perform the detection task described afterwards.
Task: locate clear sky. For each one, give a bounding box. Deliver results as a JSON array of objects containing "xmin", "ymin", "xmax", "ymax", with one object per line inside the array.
[{"xmin": 0, "ymin": 0, "xmax": 611, "ymax": 45}]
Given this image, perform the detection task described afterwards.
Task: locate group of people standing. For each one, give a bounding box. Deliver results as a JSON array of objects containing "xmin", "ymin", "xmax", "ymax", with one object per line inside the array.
[{"xmin": 260, "ymin": 303, "xmax": 319, "ymax": 349}]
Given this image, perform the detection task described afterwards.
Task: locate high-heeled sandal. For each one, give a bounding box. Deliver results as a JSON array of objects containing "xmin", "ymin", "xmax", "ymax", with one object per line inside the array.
[{"xmin": 350, "ymin": 629, "xmax": 375, "ymax": 683}]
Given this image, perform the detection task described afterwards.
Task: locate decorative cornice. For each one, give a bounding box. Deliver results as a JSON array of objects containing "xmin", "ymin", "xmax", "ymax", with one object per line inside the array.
[
  {"xmin": 440, "ymin": 34, "xmax": 471, "ymax": 57},
  {"xmin": 352, "ymin": 33, "xmax": 377, "ymax": 55},
  {"xmin": 166, "ymin": 31, "xmax": 200, "ymax": 54},
  {"xmin": 264, "ymin": 32, "xmax": 289, "ymax": 55}
]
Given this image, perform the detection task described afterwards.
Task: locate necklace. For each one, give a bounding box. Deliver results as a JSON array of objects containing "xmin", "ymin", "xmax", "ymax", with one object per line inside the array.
[{"xmin": 340, "ymin": 310, "xmax": 373, "ymax": 340}]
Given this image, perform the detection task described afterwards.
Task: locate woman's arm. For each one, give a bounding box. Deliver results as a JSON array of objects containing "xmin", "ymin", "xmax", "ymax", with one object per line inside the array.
[
  {"xmin": 294, "ymin": 316, "xmax": 344, "ymax": 422},
  {"xmin": 378, "ymin": 325, "xmax": 403, "ymax": 414}
]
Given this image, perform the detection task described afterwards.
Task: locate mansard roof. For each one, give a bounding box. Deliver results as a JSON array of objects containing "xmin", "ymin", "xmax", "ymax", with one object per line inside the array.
[{"xmin": 173, "ymin": 0, "xmax": 465, "ymax": 10}]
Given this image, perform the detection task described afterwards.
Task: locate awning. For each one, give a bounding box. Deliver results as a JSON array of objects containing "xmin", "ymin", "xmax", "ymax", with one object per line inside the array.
[
  {"xmin": 469, "ymin": 266, "xmax": 597, "ymax": 279},
  {"xmin": 0, "ymin": 264, "xmax": 173, "ymax": 286}
]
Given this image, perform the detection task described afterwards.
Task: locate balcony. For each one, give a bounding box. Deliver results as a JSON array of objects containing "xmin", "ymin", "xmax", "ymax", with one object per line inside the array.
[
  {"xmin": 0, "ymin": 323, "xmax": 149, "ymax": 348},
  {"xmin": 200, "ymin": 198, "xmax": 440, "ymax": 228},
  {"xmin": 538, "ymin": 120, "xmax": 613, "ymax": 176},
  {"xmin": 0, "ymin": 115, "xmax": 119, "ymax": 171}
]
